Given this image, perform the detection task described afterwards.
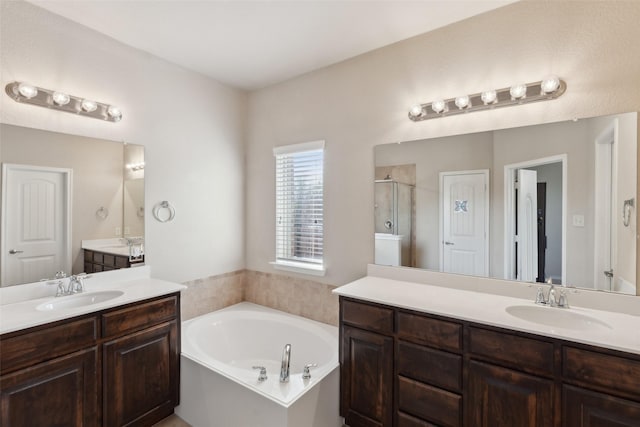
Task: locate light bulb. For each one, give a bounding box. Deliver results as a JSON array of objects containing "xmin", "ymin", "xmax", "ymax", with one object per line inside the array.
[
  {"xmin": 409, "ymin": 104, "xmax": 423, "ymax": 118},
  {"xmin": 52, "ymin": 92, "xmax": 70, "ymax": 106},
  {"xmin": 454, "ymin": 95, "xmax": 470, "ymax": 109},
  {"xmin": 431, "ymin": 99, "xmax": 447, "ymax": 114},
  {"xmin": 17, "ymin": 83, "xmax": 38, "ymax": 99},
  {"xmin": 541, "ymin": 75, "xmax": 561, "ymax": 94},
  {"xmin": 510, "ymin": 84, "xmax": 527, "ymax": 100},
  {"xmin": 81, "ymin": 99, "xmax": 98, "ymax": 112},
  {"xmin": 107, "ymin": 105, "xmax": 122, "ymax": 121},
  {"xmin": 481, "ymin": 90, "xmax": 497, "ymax": 105}
]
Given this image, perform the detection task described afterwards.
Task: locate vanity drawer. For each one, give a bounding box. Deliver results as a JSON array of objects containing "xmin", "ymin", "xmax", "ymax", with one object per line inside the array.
[
  {"xmin": 398, "ymin": 376, "xmax": 461, "ymax": 427},
  {"xmin": 102, "ymin": 295, "xmax": 178, "ymax": 338},
  {"xmin": 93, "ymin": 251, "xmax": 104, "ymax": 264},
  {"xmin": 397, "ymin": 340, "xmax": 462, "ymax": 392},
  {"xmin": 397, "ymin": 311, "xmax": 462, "ymax": 353},
  {"xmin": 341, "ymin": 299, "xmax": 394, "ymax": 335},
  {"xmin": 398, "ymin": 412, "xmax": 438, "ymax": 427},
  {"xmin": 468, "ymin": 327, "xmax": 555, "ymax": 376},
  {"xmin": 102, "ymin": 254, "xmax": 115, "ymax": 267},
  {"xmin": 0, "ymin": 317, "xmax": 98, "ymax": 374},
  {"xmin": 563, "ymin": 347, "xmax": 640, "ymax": 398},
  {"xmin": 115, "ymin": 255, "xmax": 129, "ymax": 268}
]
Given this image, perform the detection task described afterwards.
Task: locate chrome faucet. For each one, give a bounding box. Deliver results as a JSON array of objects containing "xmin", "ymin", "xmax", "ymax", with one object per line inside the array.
[
  {"xmin": 280, "ymin": 344, "xmax": 291, "ymax": 383},
  {"xmin": 67, "ymin": 275, "xmax": 86, "ymax": 294},
  {"xmin": 535, "ymin": 283, "xmax": 569, "ymax": 308}
]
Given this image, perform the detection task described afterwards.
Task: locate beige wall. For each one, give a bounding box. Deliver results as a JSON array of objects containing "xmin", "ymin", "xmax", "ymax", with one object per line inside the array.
[
  {"xmin": 1, "ymin": 2, "xmax": 247, "ymax": 283},
  {"xmin": 1, "ymin": 124, "xmax": 123, "ymax": 275},
  {"xmin": 246, "ymin": 1, "xmax": 640, "ymax": 287}
]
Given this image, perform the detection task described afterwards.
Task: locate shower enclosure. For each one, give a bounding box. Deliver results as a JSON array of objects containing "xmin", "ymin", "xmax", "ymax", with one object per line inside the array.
[{"xmin": 374, "ymin": 178, "xmax": 414, "ymax": 266}]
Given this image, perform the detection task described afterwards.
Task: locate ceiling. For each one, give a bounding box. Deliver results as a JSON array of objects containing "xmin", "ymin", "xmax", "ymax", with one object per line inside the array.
[{"xmin": 29, "ymin": 0, "xmax": 515, "ymax": 91}]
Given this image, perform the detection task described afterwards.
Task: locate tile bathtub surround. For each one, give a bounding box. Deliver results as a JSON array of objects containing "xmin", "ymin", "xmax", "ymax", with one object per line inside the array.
[
  {"xmin": 180, "ymin": 269, "xmax": 339, "ymax": 325},
  {"xmin": 244, "ymin": 270, "xmax": 339, "ymax": 326},
  {"xmin": 180, "ymin": 270, "xmax": 244, "ymax": 320}
]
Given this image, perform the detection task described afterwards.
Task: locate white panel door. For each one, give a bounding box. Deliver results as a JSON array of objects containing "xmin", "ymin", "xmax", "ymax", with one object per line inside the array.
[
  {"xmin": 517, "ymin": 169, "xmax": 538, "ymax": 282},
  {"xmin": 2, "ymin": 165, "xmax": 71, "ymax": 286},
  {"xmin": 442, "ymin": 172, "xmax": 488, "ymax": 276}
]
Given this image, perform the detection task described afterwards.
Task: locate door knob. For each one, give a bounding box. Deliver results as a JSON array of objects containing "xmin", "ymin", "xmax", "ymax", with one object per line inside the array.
[
  {"xmin": 444, "ymin": 241, "xmax": 454, "ymax": 246},
  {"xmin": 9, "ymin": 249, "xmax": 24, "ymax": 254}
]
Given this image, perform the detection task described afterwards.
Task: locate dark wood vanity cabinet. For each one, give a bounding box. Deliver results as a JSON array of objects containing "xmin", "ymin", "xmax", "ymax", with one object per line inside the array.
[
  {"xmin": 340, "ymin": 300, "xmax": 394, "ymax": 427},
  {"xmin": 84, "ymin": 249, "xmax": 144, "ymax": 273},
  {"xmin": 0, "ymin": 293, "xmax": 180, "ymax": 427},
  {"xmin": 339, "ymin": 297, "xmax": 640, "ymax": 427},
  {"xmin": 0, "ymin": 348, "xmax": 98, "ymax": 427},
  {"xmin": 467, "ymin": 361, "xmax": 553, "ymax": 427}
]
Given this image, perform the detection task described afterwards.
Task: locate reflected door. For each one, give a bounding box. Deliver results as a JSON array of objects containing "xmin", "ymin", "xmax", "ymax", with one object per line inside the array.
[
  {"xmin": 517, "ymin": 169, "xmax": 538, "ymax": 282},
  {"xmin": 1, "ymin": 164, "xmax": 71, "ymax": 286},
  {"xmin": 441, "ymin": 171, "xmax": 489, "ymax": 276}
]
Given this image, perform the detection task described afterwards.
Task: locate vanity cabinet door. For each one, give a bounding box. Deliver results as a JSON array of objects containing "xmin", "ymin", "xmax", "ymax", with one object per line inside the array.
[
  {"xmin": 341, "ymin": 325, "xmax": 394, "ymax": 427},
  {"xmin": 467, "ymin": 361, "xmax": 554, "ymax": 427},
  {"xmin": 563, "ymin": 385, "xmax": 640, "ymax": 427},
  {"xmin": 0, "ymin": 348, "xmax": 98, "ymax": 427},
  {"xmin": 103, "ymin": 320, "xmax": 179, "ymax": 427}
]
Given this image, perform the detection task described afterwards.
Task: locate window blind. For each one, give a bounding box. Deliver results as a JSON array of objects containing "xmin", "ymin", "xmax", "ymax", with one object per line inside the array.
[{"xmin": 274, "ymin": 141, "xmax": 324, "ymax": 267}]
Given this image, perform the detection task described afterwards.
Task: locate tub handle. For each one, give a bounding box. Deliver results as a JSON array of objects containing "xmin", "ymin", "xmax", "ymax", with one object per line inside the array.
[
  {"xmin": 302, "ymin": 363, "xmax": 317, "ymax": 380},
  {"xmin": 252, "ymin": 366, "xmax": 268, "ymax": 382}
]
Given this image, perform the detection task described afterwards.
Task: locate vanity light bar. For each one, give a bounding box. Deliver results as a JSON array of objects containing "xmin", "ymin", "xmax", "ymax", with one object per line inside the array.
[
  {"xmin": 5, "ymin": 81, "xmax": 122, "ymax": 123},
  {"xmin": 408, "ymin": 76, "xmax": 566, "ymax": 122}
]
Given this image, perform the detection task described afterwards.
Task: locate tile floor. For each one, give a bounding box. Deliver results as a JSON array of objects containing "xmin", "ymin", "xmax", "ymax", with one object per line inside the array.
[{"xmin": 153, "ymin": 414, "xmax": 191, "ymax": 427}]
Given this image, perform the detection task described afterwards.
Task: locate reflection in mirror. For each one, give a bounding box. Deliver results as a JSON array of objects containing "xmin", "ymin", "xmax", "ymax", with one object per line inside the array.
[
  {"xmin": 375, "ymin": 112, "xmax": 637, "ymax": 295},
  {"xmin": 0, "ymin": 124, "xmax": 144, "ymax": 287}
]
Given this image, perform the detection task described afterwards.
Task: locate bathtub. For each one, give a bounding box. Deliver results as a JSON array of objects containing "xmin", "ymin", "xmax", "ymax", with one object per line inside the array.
[{"xmin": 175, "ymin": 302, "xmax": 341, "ymax": 427}]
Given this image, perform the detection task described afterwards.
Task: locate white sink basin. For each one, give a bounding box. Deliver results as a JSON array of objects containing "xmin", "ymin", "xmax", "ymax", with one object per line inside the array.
[
  {"xmin": 505, "ymin": 305, "xmax": 612, "ymax": 331},
  {"xmin": 36, "ymin": 290, "xmax": 124, "ymax": 311}
]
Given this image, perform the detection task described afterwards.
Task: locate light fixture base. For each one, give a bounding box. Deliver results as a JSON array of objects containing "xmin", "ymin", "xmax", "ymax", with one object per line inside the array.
[
  {"xmin": 408, "ymin": 79, "xmax": 566, "ymax": 122},
  {"xmin": 5, "ymin": 81, "xmax": 122, "ymax": 123}
]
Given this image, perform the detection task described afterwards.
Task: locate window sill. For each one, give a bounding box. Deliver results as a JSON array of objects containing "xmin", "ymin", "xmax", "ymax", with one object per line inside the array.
[{"xmin": 270, "ymin": 261, "xmax": 326, "ymax": 277}]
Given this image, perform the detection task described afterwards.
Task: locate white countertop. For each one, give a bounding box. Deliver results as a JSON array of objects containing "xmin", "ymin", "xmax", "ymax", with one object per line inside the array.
[
  {"xmin": 333, "ymin": 276, "xmax": 640, "ymax": 355},
  {"xmin": 0, "ymin": 267, "xmax": 185, "ymax": 335},
  {"xmin": 82, "ymin": 238, "xmax": 143, "ymax": 257}
]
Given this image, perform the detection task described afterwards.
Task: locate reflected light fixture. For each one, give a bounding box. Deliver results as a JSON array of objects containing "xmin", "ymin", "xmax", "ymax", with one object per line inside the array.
[
  {"xmin": 5, "ymin": 81, "xmax": 123, "ymax": 123},
  {"xmin": 126, "ymin": 162, "xmax": 145, "ymax": 171},
  {"xmin": 408, "ymin": 76, "xmax": 566, "ymax": 121}
]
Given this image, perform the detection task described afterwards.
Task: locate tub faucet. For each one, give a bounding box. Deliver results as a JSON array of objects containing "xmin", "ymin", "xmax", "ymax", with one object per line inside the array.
[{"xmin": 280, "ymin": 344, "xmax": 291, "ymax": 383}]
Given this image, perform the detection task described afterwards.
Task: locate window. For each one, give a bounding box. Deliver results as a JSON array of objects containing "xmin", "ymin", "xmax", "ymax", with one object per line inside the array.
[{"xmin": 272, "ymin": 140, "xmax": 325, "ymax": 275}]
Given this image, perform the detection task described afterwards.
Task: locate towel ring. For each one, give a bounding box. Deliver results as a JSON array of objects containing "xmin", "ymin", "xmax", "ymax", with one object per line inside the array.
[
  {"xmin": 96, "ymin": 206, "xmax": 109, "ymax": 220},
  {"xmin": 152, "ymin": 201, "xmax": 175, "ymax": 223}
]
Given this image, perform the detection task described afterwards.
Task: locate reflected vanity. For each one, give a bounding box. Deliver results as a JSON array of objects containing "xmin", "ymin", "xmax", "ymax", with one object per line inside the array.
[
  {"xmin": 374, "ymin": 112, "xmax": 638, "ymax": 295},
  {"xmin": 0, "ymin": 124, "xmax": 145, "ymax": 287}
]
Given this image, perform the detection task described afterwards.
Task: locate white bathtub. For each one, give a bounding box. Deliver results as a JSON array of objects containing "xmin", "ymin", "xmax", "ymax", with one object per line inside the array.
[{"xmin": 176, "ymin": 302, "xmax": 341, "ymax": 427}]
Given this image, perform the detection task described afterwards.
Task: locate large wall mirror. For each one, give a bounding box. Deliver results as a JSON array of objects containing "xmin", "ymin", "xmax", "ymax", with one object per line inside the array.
[
  {"xmin": 374, "ymin": 112, "xmax": 638, "ymax": 295},
  {"xmin": 0, "ymin": 124, "xmax": 145, "ymax": 287}
]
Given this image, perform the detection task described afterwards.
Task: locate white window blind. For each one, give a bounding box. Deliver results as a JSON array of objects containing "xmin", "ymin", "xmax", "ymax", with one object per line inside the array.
[{"xmin": 274, "ymin": 140, "xmax": 324, "ymax": 270}]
